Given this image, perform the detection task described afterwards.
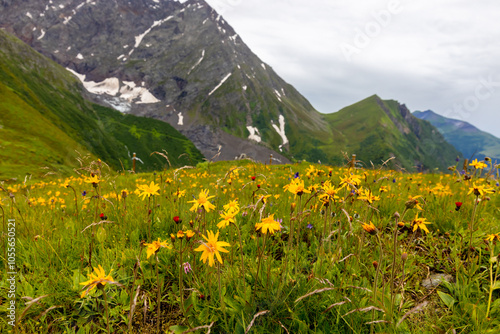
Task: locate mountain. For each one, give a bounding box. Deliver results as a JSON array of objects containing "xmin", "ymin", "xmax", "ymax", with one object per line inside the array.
[
  {"xmin": 322, "ymin": 96, "xmax": 462, "ymax": 170},
  {"xmin": 0, "ymin": 0, "xmax": 461, "ymax": 171},
  {"xmin": 0, "ymin": 0, "xmax": 328, "ymax": 163},
  {"xmin": 0, "ymin": 28, "xmax": 203, "ymax": 179},
  {"xmin": 413, "ymin": 110, "xmax": 500, "ymax": 161}
]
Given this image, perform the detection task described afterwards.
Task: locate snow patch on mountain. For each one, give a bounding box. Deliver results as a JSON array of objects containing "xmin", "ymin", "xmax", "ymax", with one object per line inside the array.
[
  {"xmin": 208, "ymin": 73, "xmax": 232, "ymax": 96},
  {"xmin": 178, "ymin": 112, "xmax": 184, "ymax": 125},
  {"xmin": 188, "ymin": 49, "xmax": 205, "ymax": 74},
  {"xmin": 129, "ymin": 16, "xmax": 173, "ymax": 56},
  {"xmin": 37, "ymin": 29, "xmax": 45, "ymax": 40},
  {"xmin": 271, "ymin": 115, "xmax": 288, "ymax": 151},
  {"xmin": 66, "ymin": 69, "xmax": 160, "ymax": 109},
  {"xmin": 247, "ymin": 126, "xmax": 261, "ymax": 143}
]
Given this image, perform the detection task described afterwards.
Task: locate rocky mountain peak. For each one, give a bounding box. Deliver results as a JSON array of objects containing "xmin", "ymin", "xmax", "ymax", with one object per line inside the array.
[{"xmin": 2, "ymin": 0, "xmax": 332, "ymax": 163}]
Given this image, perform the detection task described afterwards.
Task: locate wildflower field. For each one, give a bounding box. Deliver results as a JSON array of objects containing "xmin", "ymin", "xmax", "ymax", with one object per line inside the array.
[{"xmin": 1, "ymin": 157, "xmax": 500, "ymax": 333}]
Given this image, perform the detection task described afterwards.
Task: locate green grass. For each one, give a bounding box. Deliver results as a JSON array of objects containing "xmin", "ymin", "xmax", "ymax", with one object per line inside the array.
[{"xmin": 1, "ymin": 159, "xmax": 499, "ymax": 333}]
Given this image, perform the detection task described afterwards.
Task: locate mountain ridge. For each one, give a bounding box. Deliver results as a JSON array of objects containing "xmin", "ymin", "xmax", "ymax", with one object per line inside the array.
[
  {"xmin": 413, "ymin": 110, "xmax": 500, "ymax": 161},
  {"xmin": 0, "ymin": 0, "xmax": 462, "ymax": 171}
]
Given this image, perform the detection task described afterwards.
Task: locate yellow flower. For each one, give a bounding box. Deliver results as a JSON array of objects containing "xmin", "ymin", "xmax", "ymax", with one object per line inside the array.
[
  {"xmin": 223, "ymin": 200, "xmax": 240, "ymax": 212},
  {"xmin": 194, "ymin": 230, "xmax": 230, "ymax": 267},
  {"xmin": 258, "ymin": 194, "xmax": 272, "ymax": 204},
  {"xmin": 379, "ymin": 186, "xmax": 389, "ymax": 193},
  {"xmin": 144, "ymin": 238, "xmax": 172, "ymax": 259},
  {"xmin": 177, "ymin": 230, "xmax": 185, "ymax": 239},
  {"xmin": 83, "ymin": 174, "xmax": 100, "ymax": 185},
  {"xmin": 255, "ymin": 214, "xmax": 282, "ymax": 235},
  {"xmin": 405, "ymin": 195, "xmax": 424, "ymax": 211},
  {"xmin": 137, "ymin": 181, "xmax": 160, "ymax": 200},
  {"xmin": 469, "ymin": 159, "xmax": 488, "ymax": 169},
  {"xmin": 318, "ymin": 180, "xmax": 339, "ymax": 206},
  {"xmin": 175, "ymin": 189, "xmax": 186, "ymax": 198},
  {"xmin": 186, "ymin": 230, "xmax": 195, "ymax": 239},
  {"xmin": 485, "ymin": 233, "xmax": 500, "ymax": 243},
  {"xmin": 79, "ymin": 265, "xmax": 116, "ymax": 298},
  {"xmin": 357, "ymin": 188, "xmax": 380, "ymax": 204},
  {"xmin": 412, "ymin": 214, "xmax": 431, "ymax": 234},
  {"xmin": 468, "ymin": 183, "xmax": 495, "ymax": 197},
  {"xmin": 285, "ymin": 179, "xmax": 310, "ymax": 196},
  {"xmin": 339, "ymin": 173, "xmax": 361, "ymax": 188},
  {"xmin": 362, "ymin": 221, "xmax": 377, "ymax": 235},
  {"xmin": 217, "ymin": 210, "xmax": 236, "ymax": 229},
  {"xmin": 188, "ymin": 189, "xmax": 216, "ymax": 212}
]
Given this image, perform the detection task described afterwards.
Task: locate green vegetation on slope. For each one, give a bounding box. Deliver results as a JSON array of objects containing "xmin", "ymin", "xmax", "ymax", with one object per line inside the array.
[
  {"xmin": 322, "ymin": 95, "xmax": 461, "ymax": 170},
  {"xmin": 0, "ymin": 30, "xmax": 203, "ymax": 179}
]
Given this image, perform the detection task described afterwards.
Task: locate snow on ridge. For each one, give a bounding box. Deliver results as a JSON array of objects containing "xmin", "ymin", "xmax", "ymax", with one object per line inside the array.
[
  {"xmin": 247, "ymin": 126, "xmax": 261, "ymax": 143},
  {"xmin": 129, "ymin": 15, "xmax": 173, "ymax": 55},
  {"xmin": 26, "ymin": 12, "xmax": 33, "ymax": 19},
  {"xmin": 76, "ymin": 53, "xmax": 84, "ymax": 60},
  {"xmin": 63, "ymin": 15, "xmax": 73, "ymax": 24},
  {"xmin": 178, "ymin": 112, "xmax": 184, "ymax": 126},
  {"xmin": 208, "ymin": 73, "xmax": 232, "ymax": 96},
  {"xmin": 261, "ymin": 63, "xmax": 266, "ymax": 70},
  {"xmin": 37, "ymin": 29, "xmax": 46, "ymax": 40},
  {"xmin": 271, "ymin": 115, "xmax": 288, "ymax": 152},
  {"xmin": 188, "ymin": 49, "xmax": 205, "ymax": 74},
  {"xmin": 274, "ymin": 89, "xmax": 282, "ymax": 102}
]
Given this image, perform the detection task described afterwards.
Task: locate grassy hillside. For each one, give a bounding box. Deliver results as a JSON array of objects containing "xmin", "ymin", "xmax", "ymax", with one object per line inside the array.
[
  {"xmin": 0, "ymin": 30, "xmax": 203, "ymax": 179},
  {"xmin": 322, "ymin": 95, "xmax": 461, "ymax": 170}
]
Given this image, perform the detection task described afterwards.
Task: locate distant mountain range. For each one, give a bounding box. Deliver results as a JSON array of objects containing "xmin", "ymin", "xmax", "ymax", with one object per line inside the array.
[
  {"xmin": 413, "ymin": 110, "xmax": 500, "ymax": 162},
  {"xmin": 0, "ymin": 0, "xmax": 465, "ymax": 177}
]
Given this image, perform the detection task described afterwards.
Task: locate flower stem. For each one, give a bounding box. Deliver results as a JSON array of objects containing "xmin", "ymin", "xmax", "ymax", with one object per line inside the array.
[
  {"xmin": 486, "ymin": 248, "xmax": 498, "ymax": 319},
  {"xmin": 178, "ymin": 239, "xmax": 185, "ymax": 315},
  {"xmin": 156, "ymin": 254, "xmax": 161, "ymax": 333},
  {"xmin": 102, "ymin": 288, "xmax": 111, "ymax": 334}
]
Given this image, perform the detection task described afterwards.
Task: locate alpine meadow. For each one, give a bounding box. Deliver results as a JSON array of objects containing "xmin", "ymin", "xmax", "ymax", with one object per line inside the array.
[{"xmin": 1, "ymin": 0, "xmax": 500, "ymax": 333}]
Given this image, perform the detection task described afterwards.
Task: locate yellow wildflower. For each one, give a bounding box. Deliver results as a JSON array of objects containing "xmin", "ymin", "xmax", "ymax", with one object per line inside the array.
[
  {"xmin": 194, "ymin": 230, "xmax": 230, "ymax": 267},
  {"xmin": 188, "ymin": 189, "xmax": 216, "ymax": 212},
  {"xmin": 79, "ymin": 265, "xmax": 116, "ymax": 298},
  {"xmin": 144, "ymin": 238, "xmax": 172, "ymax": 259},
  {"xmin": 137, "ymin": 181, "xmax": 160, "ymax": 200},
  {"xmin": 255, "ymin": 214, "xmax": 282, "ymax": 235}
]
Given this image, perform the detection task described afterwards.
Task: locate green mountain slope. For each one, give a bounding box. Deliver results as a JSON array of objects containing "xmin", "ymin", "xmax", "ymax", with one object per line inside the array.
[
  {"xmin": 0, "ymin": 29, "xmax": 203, "ymax": 179},
  {"xmin": 322, "ymin": 95, "xmax": 461, "ymax": 170},
  {"xmin": 413, "ymin": 110, "xmax": 500, "ymax": 161}
]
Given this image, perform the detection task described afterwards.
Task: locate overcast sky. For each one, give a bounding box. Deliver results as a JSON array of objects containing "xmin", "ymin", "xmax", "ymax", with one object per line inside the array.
[{"xmin": 203, "ymin": 0, "xmax": 500, "ymax": 138}]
